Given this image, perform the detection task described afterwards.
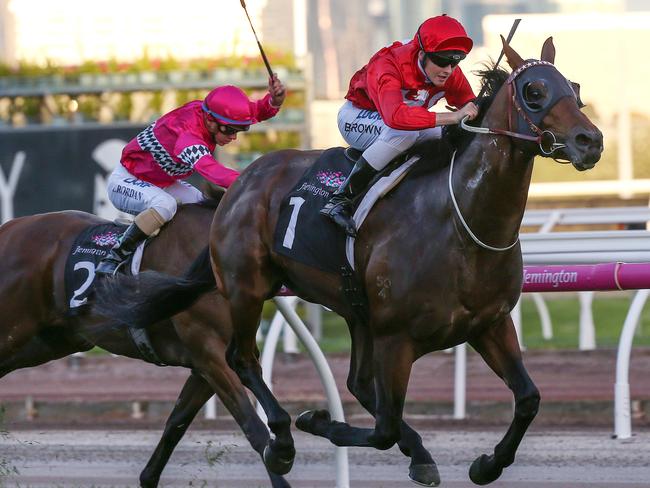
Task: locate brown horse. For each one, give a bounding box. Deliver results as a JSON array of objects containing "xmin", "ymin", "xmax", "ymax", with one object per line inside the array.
[
  {"xmin": 0, "ymin": 199, "xmax": 290, "ymax": 488},
  {"xmin": 95, "ymin": 38, "xmax": 603, "ymax": 486}
]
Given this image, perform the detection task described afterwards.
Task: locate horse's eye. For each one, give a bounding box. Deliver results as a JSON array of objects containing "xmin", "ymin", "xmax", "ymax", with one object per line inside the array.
[{"xmin": 522, "ymin": 82, "xmax": 547, "ymax": 111}]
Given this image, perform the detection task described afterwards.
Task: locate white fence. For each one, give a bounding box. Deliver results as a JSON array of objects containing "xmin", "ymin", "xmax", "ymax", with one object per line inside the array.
[{"xmin": 517, "ymin": 206, "xmax": 650, "ymax": 350}]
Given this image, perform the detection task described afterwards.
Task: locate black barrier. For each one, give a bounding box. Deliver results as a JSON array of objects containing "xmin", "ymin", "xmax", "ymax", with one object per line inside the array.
[{"xmin": 0, "ymin": 124, "xmax": 144, "ymax": 220}]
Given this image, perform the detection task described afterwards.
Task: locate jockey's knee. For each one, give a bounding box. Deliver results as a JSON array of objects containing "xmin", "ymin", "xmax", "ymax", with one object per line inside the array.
[
  {"xmin": 384, "ymin": 128, "xmax": 421, "ymax": 149},
  {"xmin": 415, "ymin": 125, "xmax": 443, "ymax": 143}
]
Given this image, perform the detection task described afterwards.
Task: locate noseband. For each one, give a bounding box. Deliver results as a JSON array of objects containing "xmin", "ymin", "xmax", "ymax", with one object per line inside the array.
[{"xmin": 461, "ymin": 59, "xmax": 579, "ymax": 156}]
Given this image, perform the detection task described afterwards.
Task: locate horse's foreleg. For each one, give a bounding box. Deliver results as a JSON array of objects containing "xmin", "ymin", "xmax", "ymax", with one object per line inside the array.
[
  {"xmin": 226, "ymin": 289, "xmax": 295, "ymax": 476},
  {"xmin": 297, "ymin": 334, "xmax": 413, "ymax": 451},
  {"xmin": 345, "ymin": 324, "xmax": 438, "ymax": 486},
  {"xmin": 195, "ymin": 341, "xmax": 291, "ymax": 488},
  {"xmin": 140, "ymin": 372, "xmax": 213, "ymax": 488},
  {"xmin": 468, "ymin": 315, "xmax": 540, "ymax": 485}
]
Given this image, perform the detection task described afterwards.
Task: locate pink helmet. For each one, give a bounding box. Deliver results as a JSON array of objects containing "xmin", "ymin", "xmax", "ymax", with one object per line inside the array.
[
  {"xmin": 415, "ymin": 15, "xmax": 473, "ymax": 54},
  {"xmin": 202, "ymin": 85, "xmax": 254, "ymax": 126}
]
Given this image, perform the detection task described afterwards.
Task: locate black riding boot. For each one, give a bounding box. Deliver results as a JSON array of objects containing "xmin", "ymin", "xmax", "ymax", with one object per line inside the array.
[
  {"xmin": 320, "ymin": 156, "xmax": 377, "ymax": 237},
  {"xmin": 96, "ymin": 223, "xmax": 148, "ymax": 276}
]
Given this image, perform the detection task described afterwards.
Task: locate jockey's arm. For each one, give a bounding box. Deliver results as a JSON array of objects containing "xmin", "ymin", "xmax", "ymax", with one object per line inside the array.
[
  {"xmin": 249, "ymin": 92, "xmax": 281, "ymax": 123},
  {"xmin": 370, "ymin": 61, "xmax": 438, "ymax": 131},
  {"xmin": 194, "ymin": 155, "xmax": 240, "ymax": 189}
]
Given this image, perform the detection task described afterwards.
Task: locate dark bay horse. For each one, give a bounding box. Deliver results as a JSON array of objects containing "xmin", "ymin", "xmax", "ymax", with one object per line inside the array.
[
  {"xmin": 95, "ymin": 38, "xmax": 603, "ymax": 486},
  {"xmin": 0, "ymin": 199, "xmax": 290, "ymax": 488}
]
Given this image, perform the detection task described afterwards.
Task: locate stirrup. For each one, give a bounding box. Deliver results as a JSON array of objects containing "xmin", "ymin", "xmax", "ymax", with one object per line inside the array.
[
  {"xmin": 96, "ymin": 251, "xmax": 127, "ymax": 276},
  {"xmin": 320, "ymin": 203, "xmax": 357, "ymax": 237}
]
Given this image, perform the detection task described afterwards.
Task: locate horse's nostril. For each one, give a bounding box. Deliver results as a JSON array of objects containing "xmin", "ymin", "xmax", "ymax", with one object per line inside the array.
[
  {"xmin": 573, "ymin": 130, "xmax": 603, "ymax": 152},
  {"xmin": 575, "ymin": 133, "xmax": 593, "ymax": 148}
]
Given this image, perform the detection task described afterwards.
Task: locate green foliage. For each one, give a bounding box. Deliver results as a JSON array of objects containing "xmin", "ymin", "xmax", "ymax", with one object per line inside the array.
[{"xmin": 0, "ymin": 52, "xmax": 297, "ymax": 79}]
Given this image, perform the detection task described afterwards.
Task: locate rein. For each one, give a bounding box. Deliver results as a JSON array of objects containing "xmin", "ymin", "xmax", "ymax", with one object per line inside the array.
[
  {"xmin": 461, "ymin": 60, "xmax": 568, "ymax": 156},
  {"xmin": 447, "ymin": 150, "xmax": 519, "ymax": 252}
]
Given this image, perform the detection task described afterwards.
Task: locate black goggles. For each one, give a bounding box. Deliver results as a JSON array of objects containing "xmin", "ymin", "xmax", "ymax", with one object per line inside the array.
[
  {"xmin": 425, "ymin": 50, "xmax": 466, "ymax": 68},
  {"xmin": 219, "ymin": 124, "xmax": 250, "ymax": 136}
]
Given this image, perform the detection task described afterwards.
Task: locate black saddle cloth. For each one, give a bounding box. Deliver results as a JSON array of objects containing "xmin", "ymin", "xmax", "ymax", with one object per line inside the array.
[
  {"xmin": 65, "ymin": 222, "xmax": 127, "ymax": 312},
  {"xmin": 273, "ymin": 147, "xmax": 353, "ymax": 274}
]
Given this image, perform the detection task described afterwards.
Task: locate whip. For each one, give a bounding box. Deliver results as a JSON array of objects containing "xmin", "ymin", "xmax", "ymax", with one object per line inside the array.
[{"xmin": 239, "ymin": 0, "xmax": 274, "ymax": 78}]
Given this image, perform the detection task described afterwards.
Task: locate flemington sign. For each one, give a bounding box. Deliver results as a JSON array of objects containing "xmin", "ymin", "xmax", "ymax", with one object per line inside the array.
[
  {"xmin": 0, "ymin": 125, "xmax": 143, "ymax": 223},
  {"xmin": 522, "ymin": 262, "xmax": 650, "ymax": 292}
]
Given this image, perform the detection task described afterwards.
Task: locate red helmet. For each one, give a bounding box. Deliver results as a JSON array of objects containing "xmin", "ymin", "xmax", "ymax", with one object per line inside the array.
[
  {"xmin": 202, "ymin": 85, "xmax": 253, "ymax": 126},
  {"xmin": 415, "ymin": 15, "xmax": 473, "ymax": 54}
]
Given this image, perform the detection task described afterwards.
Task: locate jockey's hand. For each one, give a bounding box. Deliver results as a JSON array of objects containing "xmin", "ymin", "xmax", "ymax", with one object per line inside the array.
[
  {"xmin": 455, "ymin": 102, "xmax": 479, "ymax": 123},
  {"xmin": 269, "ymin": 74, "xmax": 286, "ymax": 107}
]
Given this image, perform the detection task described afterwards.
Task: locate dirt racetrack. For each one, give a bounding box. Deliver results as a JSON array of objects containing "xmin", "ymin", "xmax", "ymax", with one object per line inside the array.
[{"xmin": 1, "ymin": 348, "xmax": 650, "ymax": 487}]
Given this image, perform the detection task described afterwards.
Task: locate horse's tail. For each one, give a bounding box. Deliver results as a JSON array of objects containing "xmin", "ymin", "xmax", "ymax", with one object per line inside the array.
[{"xmin": 93, "ymin": 246, "xmax": 216, "ymax": 328}]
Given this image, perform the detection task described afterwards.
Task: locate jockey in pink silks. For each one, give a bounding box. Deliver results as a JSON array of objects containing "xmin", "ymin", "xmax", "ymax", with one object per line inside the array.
[{"xmin": 96, "ymin": 75, "xmax": 286, "ymax": 275}]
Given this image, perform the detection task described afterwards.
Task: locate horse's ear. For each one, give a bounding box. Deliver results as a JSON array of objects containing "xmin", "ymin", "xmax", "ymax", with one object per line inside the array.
[
  {"xmin": 501, "ymin": 35, "xmax": 524, "ymax": 70},
  {"xmin": 540, "ymin": 36, "xmax": 556, "ymax": 64}
]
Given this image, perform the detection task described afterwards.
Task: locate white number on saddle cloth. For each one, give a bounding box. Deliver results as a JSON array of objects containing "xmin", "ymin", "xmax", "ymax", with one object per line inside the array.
[
  {"xmin": 69, "ymin": 261, "xmax": 96, "ymax": 308},
  {"xmin": 282, "ymin": 196, "xmax": 306, "ymax": 250}
]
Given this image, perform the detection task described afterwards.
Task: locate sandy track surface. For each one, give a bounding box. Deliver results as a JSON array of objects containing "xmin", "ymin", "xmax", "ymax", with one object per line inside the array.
[{"xmin": 1, "ymin": 429, "xmax": 649, "ymax": 487}]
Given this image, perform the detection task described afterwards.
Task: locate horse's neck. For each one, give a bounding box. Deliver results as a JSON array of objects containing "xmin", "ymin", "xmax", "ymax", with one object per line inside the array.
[{"xmin": 450, "ymin": 130, "xmax": 534, "ymax": 248}]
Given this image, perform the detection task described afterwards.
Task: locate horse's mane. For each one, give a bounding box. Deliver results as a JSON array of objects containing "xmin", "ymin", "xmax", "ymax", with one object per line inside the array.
[{"xmin": 409, "ymin": 62, "xmax": 510, "ymax": 174}]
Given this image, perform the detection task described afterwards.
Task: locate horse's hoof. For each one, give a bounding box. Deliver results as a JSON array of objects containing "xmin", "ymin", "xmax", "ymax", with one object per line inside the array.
[
  {"xmin": 139, "ymin": 474, "xmax": 159, "ymax": 488},
  {"xmin": 295, "ymin": 409, "xmax": 331, "ymax": 435},
  {"xmin": 469, "ymin": 454, "xmax": 503, "ymax": 485},
  {"xmin": 263, "ymin": 444, "xmax": 295, "ymax": 476},
  {"xmin": 408, "ymin": 463, "xmax": 441, "ymax": 486}
]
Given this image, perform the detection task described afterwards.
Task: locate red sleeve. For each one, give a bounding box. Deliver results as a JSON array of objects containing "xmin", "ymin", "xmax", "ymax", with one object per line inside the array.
[
  {"xmin": 249, "ymin": 92, "xmax": 280, "ymax": 123},
  {"xmin": 444, "ymin": 67, "xmax": 476, "ymax": 108},
  {"xmin": 367, "ymin": 57, "xmax": 437, "ymax": 131}
]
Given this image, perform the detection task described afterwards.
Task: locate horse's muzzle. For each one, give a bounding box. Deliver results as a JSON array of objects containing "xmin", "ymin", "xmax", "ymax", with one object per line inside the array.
[{"xmin": 566, "ymin": 126, "xmax": 604, "ymax": 171}]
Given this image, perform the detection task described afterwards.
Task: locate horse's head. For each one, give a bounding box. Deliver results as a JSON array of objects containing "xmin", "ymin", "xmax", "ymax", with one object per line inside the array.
[{"xmin": 498, "ymin": 36, "xmax": 603, "ymax": 171}]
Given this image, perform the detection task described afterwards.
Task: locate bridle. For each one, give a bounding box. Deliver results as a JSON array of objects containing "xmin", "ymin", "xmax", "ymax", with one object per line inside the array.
[
  {"xmin": 460, "ymin": 59, "xmax": 580, "ymax": 158},
  {"xmin": 450, "ymin": 59, "xmax": 581, "ymax": 252}
]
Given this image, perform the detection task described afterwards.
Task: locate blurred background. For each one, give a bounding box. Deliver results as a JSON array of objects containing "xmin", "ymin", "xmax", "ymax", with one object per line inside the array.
[{"xmin": 1, "ymin": 0, "xmax": 649, "ymax": 221}]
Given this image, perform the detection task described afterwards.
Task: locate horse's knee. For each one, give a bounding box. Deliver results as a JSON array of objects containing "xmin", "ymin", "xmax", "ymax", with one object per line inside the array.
[
  {"xmin": 515, "ymin": 389, "xmax": 540, "ymax": 419},
  {"xmin": 268, "ymin": 410, "xmax": 292, "ymax": 432},
  {"xmin": 371, "ymin": 431, "xmax": 400, "ymax": 450},
  {"xmin": 370, "ymin": 422, "xmax": 401, "ymax": 450},
  {"xmin": 346, "ymin": 376, "xmax": 373, "ymax": 405}
]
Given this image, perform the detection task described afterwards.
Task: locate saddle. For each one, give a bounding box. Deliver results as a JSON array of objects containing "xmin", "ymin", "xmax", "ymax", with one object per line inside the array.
[{"xmin": 272, "ymin": 147, "xmax": 420, "ymax": 321}]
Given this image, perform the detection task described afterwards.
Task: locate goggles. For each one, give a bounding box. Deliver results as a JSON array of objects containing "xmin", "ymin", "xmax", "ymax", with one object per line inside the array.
[
  {"xmin": 218, "ymin": 124, "xmax": 250, "ymax": 136},
  {"xmin": 425, "ymin": 50, "xmax": 466, "ymax": 68},
  {"xmin": 201, "ymin": 102, "xmax": 252, "ymax": 134}
]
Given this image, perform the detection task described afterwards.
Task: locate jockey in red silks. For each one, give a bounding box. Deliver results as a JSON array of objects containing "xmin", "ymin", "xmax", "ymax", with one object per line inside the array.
[
  {"xmin": 96, "ymin": 75, "xmax": 286, "ymax": 275},
  {"xmin": 321, "ymin": 14, "xmax": 480, "ymax": 237}
]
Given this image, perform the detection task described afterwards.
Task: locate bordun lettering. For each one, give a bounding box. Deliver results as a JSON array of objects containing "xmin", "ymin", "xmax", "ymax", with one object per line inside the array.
[{"xmin": 112, "ymin": 185, "xmax": 143, "ymax": 200}]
